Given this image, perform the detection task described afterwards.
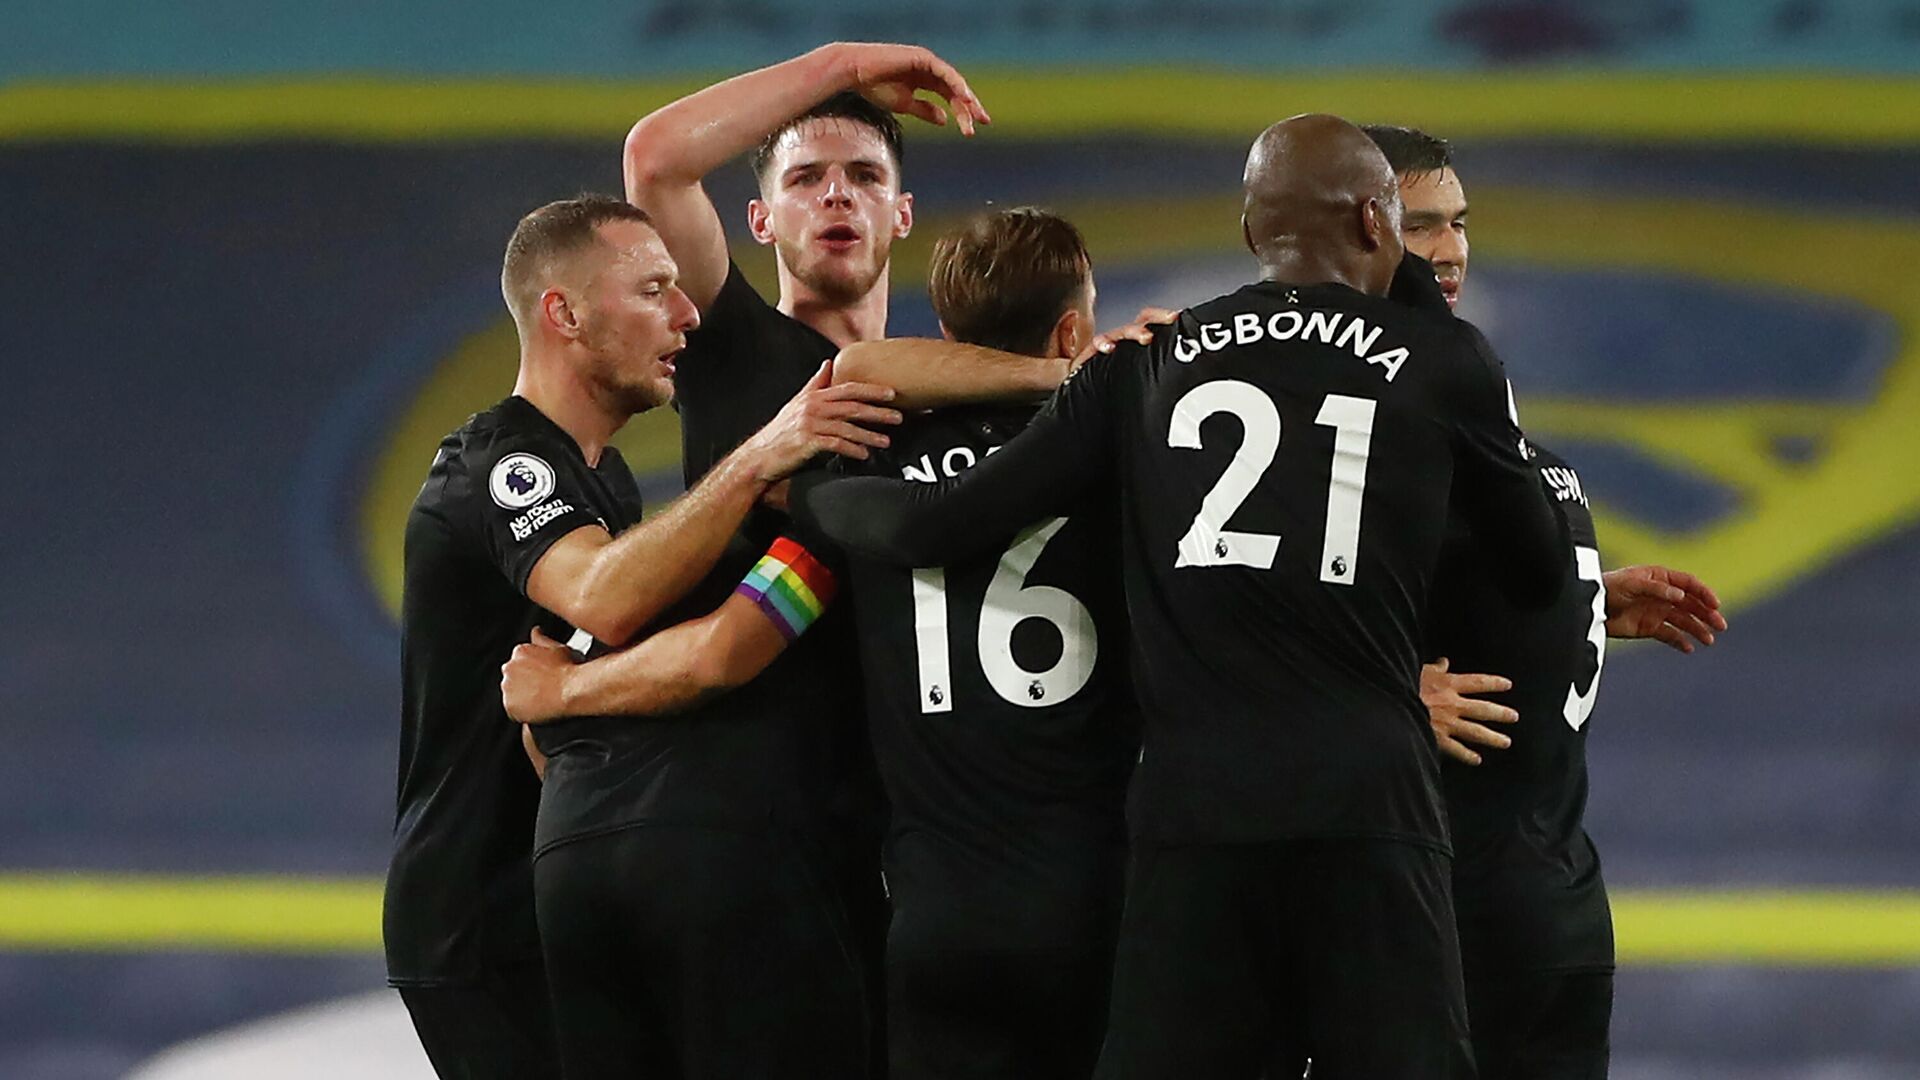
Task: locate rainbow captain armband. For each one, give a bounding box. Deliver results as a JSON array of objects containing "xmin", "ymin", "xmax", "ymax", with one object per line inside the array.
[{"xmin": 735, "ymin": 537, "xmax": 839, "ymax": 642}]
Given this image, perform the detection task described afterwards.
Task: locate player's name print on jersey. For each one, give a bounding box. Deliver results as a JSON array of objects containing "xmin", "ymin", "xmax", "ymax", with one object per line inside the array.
[
  {"xmin": 508, "ymin": 498, "xmax": 577, "ymax": 542},
  {"xmin": 1544, "ymin": 463, "xmax": 1590, "ymax": 508},
  {"xmin": 1173, "ymin": 306, "xmax": 1412, "ymax": 383},
  {"xmin": 900, "ymin": 441, "xmax": 1004, "ymax": 483}
]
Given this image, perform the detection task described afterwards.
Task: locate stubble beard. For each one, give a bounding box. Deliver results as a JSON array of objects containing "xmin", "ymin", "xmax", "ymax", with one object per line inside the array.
[
  {"xmin": 581, "ymin": 327, "xmax": 672, "ymax": 417},
  {"xmin": 604, "ymin": 362, "xmax": 671, "ymax": 415},
  {"xmin": 779, "ymin": 236, "xmax": 891, "ymax": 308}
]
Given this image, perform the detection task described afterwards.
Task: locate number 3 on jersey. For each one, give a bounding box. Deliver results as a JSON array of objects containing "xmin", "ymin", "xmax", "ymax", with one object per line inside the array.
[
  {"xmin": 1169, "ymin": 380, "xmax": 1376, "ymax": 583},
  {"xmin": 909, "ymin": 517, "xmax": 1098, "ymax": 715},
  {"xmin": 1564, "ymin": 545, "xmax": 1607, "ymax": 731}
]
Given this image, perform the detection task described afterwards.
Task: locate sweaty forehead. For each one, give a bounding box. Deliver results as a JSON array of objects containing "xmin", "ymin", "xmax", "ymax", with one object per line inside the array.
[
  {"xmin": 770, "ymin": 118, "xmax": 898, "ymax": 175},
  {"xmin": 596, "ymin": 219, "xmax": 675, "ymax": 277},
  {"xmin": 1397, "ymin": 167, "xmax": 1467, "ymax": 216}
]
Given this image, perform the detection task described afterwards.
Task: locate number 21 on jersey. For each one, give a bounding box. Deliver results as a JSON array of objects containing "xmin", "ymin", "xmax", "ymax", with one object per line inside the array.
[
  {"xmin": 909, "ymin": 517, "xmax": 1098, "ymax": 715},
  {"xmin": 1169, "ymin": 380, "xmax": 1375, "ymax": 584}
]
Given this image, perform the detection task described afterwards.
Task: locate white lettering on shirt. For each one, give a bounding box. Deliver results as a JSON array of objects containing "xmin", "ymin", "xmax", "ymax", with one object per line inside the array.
[
  {"xmin": 509, "ymin": 498, "xmax": 575, "ymax": 542},
  {"xmin": 1171, "ymin": 308, "xmax": 1412, "ymax": 381}
]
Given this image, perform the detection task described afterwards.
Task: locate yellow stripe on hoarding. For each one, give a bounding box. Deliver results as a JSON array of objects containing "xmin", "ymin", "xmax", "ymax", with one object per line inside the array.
[
  {"xmin": 5, "ymin": 73, "xmax": 1920, "ymax": 143},
  {"xmin": 2, "ymin": 874, "xmax": 1918, "ymax": 966}
]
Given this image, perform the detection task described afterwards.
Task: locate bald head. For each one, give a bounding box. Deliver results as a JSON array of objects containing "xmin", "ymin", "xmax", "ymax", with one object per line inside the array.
[{"xmin": 1241, "ymin": 113, "xmax": 1404, "ymax": 295}]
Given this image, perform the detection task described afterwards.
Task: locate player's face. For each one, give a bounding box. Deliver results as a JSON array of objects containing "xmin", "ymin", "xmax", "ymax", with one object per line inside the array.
[
  {"xmin": 750, "ymin": 119, "xmax": 913, "ymax": 306},
  {"xmin": 1397, "ymin": 167, "xmax": 1469, "ymax": 308},
  {"xmin": 579, "ymin": 220, "xmax": 700, "ymax": 413}
]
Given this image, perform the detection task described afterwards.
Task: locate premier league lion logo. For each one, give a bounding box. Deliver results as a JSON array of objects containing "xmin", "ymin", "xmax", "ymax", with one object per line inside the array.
[
  {"xmin": 503, "ymin": 461, "xmax": 540, "ymax": 497},
  {"xmin": 489, "ymin": 452, "xmax": 557, "ymax": 509}
]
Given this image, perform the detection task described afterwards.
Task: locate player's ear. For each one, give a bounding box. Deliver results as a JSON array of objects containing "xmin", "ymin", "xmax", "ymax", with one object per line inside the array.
[
  {"xmin": 937, "ymin": 320, "xmax": 956, "ymax": 342},
  {"xmin": 746, "ymin": 199, "xmax": 776, "ymax": 246},
  {"xmin": 894, "ymin": 191, "xmax": 914, "ymax": 239},
  {"xmin": 1241, "ymin": 213, "xmax": 1257, "ymax": 257},
  {"xmin": 1360, "ymin": 198, "xmax": 1388, "ymax": 252},
  {"xmin": 541, "ymin": 287, "xmax": 583, "ymax": 340},
  {"xmin": 1050, "ymin": 305, "xmax": 1088, "ymax": 360}
]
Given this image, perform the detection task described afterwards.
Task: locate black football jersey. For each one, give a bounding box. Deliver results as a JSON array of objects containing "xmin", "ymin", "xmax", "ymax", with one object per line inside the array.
[
  {"xmin": 676, "ymin": 261, "xmax": 836, "ymax": 484},
  {"xmin": 795, "ymin": 279, "xmax": 1570, "ymax": 850},
  {"xmin": 1427, "ymin": 440, "xmax": 1614, "ymax": 972},
  {"xmin": 834, "ymin": 404, "xmax": 1138, "ymax": 868},
  {"xmin": 656, "ymin": 260, "xmax": 881, "ymax": 857},
  {"xmin": 388, "ymin": 395, "xmax": 642, "ymax": 985}
]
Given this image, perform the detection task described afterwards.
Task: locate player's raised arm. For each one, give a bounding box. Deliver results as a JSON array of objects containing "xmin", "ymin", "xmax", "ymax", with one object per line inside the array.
[
  {"xmin": 624, "ymin": 42, "xmax": 990, "ymax": 311},
  {"xmin": 525, "ymin": 361, "xmax": 897, "ymax": 646},
  {"xmin": 1445, "ymin": 327, "xmax": 1571, "ymax": 608},
  {"xmin": 505, "ymin": 536, "xmax": 840, "ymax": 721}
]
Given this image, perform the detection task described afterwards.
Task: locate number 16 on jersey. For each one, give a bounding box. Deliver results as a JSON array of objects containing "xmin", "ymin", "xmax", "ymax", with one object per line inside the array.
[{"xmin": 909, "ymin": 517, "xmax": 1099, "ymax": 715}]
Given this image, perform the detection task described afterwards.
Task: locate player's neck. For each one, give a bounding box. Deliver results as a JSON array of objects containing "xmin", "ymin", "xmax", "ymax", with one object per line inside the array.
[
  {"xmin": 512, "ymin": 355, "xmax": 629, "ymax": 467},
  {"xmin": 1258, "ymin": 251, "xmax": 1381, "ymax": 297},
  {"xmin": 775, "ymin": 263, "xmax": 890, "ymax": 348}
]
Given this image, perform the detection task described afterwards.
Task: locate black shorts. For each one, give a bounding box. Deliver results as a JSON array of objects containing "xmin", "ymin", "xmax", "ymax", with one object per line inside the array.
[
  {"xmin": 533, "ymin": 824, "xmax": 871, "ymax": 1080},
  {"xmin": 1096, "ymin": 838, "xmax": 1473, "ymax": 1080},
  {"xmin": 884, "ymin": 829, "xmax": 1125, "ymax": 1080},
  {"xmin": 1464, "ymin": 967, "xmax": 1612, "ymax": 1080},
  {"xmin": 396, "ymin": 959, "xmax": 561, "ymax": 1080},
  {"xmin": 887, "ymin": 937, "xmax": 1118, "ymax": 1080}
]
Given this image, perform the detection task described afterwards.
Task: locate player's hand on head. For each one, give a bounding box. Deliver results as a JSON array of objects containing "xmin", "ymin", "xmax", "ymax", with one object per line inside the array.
[
  {"xmin": 746, "ymin": 360, "xmax": 902, "ymax": 477},
  {"xmin": 836, "ymin": 43, "xmax": 992, "ymax": 135},
  {"xmin": 1078, "ymin": 306, "xmax": 1181, "ymax": 368},
  {"xmin": 1421, "ymin": 657, "xmax": 1518, "ymax": 767},
  {"xmin": 1601, "ymin": 565, "xmax": 1727, "ymax": 653},
  {"xmin": 500, "ymin": 627, "xmax": 578, "ymax": 725}
]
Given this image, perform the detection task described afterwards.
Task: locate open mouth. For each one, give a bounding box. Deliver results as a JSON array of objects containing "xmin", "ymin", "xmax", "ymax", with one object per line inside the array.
[
  {"xmin": 1437, "ymin": 278, "xmax": 1462, "ymax": 306},
  {"xmin": 817, "ymin": 224, "xmax": 861, "ymax": 251},
  {"xmin": 659, "ymin": 348, "xmax": 683, "ymax": 375}
]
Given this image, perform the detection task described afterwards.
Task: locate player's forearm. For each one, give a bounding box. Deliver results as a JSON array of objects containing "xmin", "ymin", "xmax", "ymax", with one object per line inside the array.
[
  {"xmin": 623, "ymin": 45, "xmax": 850, "ymax": 190},
  {"xmin": 561, "ymin": 599, "xmax": 787, "ymax": 717},
  {"xmin": 791, "ymin": 419, "xmax": 1085, "ymax": 566},
  {"xmin": 568, "ymin": 452, "xmax": 765, "ymax": 646},
  {"xmin": 833, "ymin": 340, "xmax": 1067, "ymax": 410},
  {"xmin": 794, "ymin": 472, "xmax": 988, "ymax": 565},
  {"xmin": 560, "ymin": 619, "xmax": 720, "ymax": 717}
]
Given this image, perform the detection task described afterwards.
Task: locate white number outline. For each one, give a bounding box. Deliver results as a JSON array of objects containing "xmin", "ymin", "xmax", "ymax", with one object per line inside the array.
[
  {"xmin": 1563, "ymin": 545, "xmax": 1608, "ymax": 731},
  {"xmin": 909, "ymin": 517, "xmax": 1099, "ymax": 713},
  {"xmin": 1315, "ymin": 394, "xmax": 1376, "ymax": 585},
  {"xmin": 910, "ymin": 568, "xmax": 952, "ymax": 713},
  {"xmin": 1168, "ymin": 382, "xmax": 1378, "ymax": 583},
  {"xmin": 1169, "ymin": 380, "xmax": 1282, "ymax": 569}
]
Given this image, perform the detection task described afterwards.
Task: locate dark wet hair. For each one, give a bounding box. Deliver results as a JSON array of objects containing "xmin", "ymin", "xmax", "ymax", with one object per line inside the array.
[
  {"xmin": 1361, "ymin": 124, "xmax": 1454, "ymax": 180},
  {"xmin": 749, "ymin": 92, "xmax": 906, "ymax": 188}
]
